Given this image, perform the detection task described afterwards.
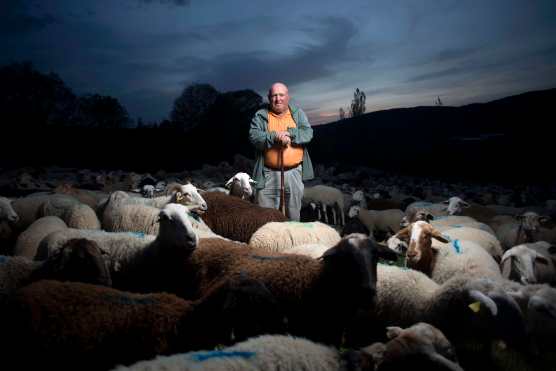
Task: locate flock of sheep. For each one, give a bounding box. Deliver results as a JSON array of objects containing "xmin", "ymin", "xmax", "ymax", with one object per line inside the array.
[{"xmin": 0, "ymin": 159, "xmax": 555, "ymax": 371}]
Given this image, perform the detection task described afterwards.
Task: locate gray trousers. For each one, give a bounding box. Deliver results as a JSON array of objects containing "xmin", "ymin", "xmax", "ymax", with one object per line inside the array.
[{"xmin": 256, "ymin": 164, "xmax": 304, "ymax": 221}]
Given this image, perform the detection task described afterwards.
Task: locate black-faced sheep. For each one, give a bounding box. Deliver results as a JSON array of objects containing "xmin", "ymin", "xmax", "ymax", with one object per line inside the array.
[{"xmin": 173, "ymin": 233, "xmax": 399, "ymax": 346}]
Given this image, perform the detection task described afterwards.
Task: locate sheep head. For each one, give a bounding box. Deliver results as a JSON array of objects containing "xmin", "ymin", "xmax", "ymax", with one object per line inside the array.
[
  {"xmin": 157, "ymin": 204, "xmax": 198, "ymax": 253},
  {"xmin": 442, "ymin": 197, "xmax": 470, "ymax": 215},
  {"xmin": 321, "ymin": 233, "xmax": 399, "ymax": 309},
  {"xmin": 500, "ymin": 245, "xmax": 550, "ymax": 284},
  {"xmin": 225, "ymin": 172, "xmax": 256, "ymax": 200},
  {"xmin": 172, "ymin": 183, "xmax": 208, "ymax": 213},
  {"xmin": 405, "ymin": 221, "xmax": 449, "ymax": 275},
  {"xmin": 0, "ymin": 196, "xmax": 19, "ymax": 224}
]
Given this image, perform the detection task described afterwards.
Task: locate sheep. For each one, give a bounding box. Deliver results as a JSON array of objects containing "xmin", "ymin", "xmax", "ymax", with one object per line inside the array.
[
  {"xmin": 54, "ymin": 183, "xmax": 108, "ymax": 211},
  {"xmin": 103, "ymin": 183, "xmax": 208, "ymax": 210},
  {"xmin": 351, "ymin": 189, "xmax": 368, "ymax": 209},
  {"xmin": 405, "ymin": 196, "xmax": 470, "ymax": 218},
  {"xmin": 39, "ymin": 196, "xmax": 101, "ymax": 229},
  {"xmin": 101, "ymin": 191, "xmax": 218, "ymax": 239},
  {"xmin": 0, "ymin": 238, "xmax": 111, "ymax": 300},
  {"xmin": 141, "ymin": 184, "xmax": 155, "ymax": 198},
  {"xmin": 500, "ymin": 242, "xmax": 556, "ymax": 285},
  {"xmin": 1, "ymin": 276, "xmax": 285, "ymax": 371},
  {"xmin": 280, "ymin": 243, "xmax": 332, "ymax": 259},
  {"xmin": 225, "ymin": 171, "xmax": 256, "ymax": 200},
  {"xmin": 302, "ymin": 184, "xmax": 345, "ymax": 226},
  {"xmin": 248, "ymin": 221, "xmax": 341, "ymax": 253},
  {"xmin": 37, "ymin": 203, "xmax": 200, "ymax": 294},
  {"xmin": 345, "ymin": 266, "xmax": 527, "ymax": 370},
  {"xmin": 347, "ymin": 206, "xmax": 404, "ymax": 242},
  {"xmin": 13, "ymin": 216, "xmax": 68, "ymax": 258},
  {"xmin": 199, "ymin": 191, "xmax": 287, "ymax": 243},
  {"xmin": 175, "ymin": 233, "xmax": 399, "ymax": 346},
  {"xmin": 114, "ymin": 323, "xmax": 463, "ymax": 371},
  {"xmin": 441, "ymin": 226, "xmax": 504, "ymax": 262},
  {"xmin": 0, "ymin": 196, "xmax": 19, "ymax": 225},
  {"xmin": 402, "ymin": 221, "xmax": 502, "ymax": 283},
  {"xmin": 431, "ymin": 215, "xmax": 496, "ymax": 236},
  {"xmin": 490, "ymin": 211, "xmax": 550, "ymax": 250}
]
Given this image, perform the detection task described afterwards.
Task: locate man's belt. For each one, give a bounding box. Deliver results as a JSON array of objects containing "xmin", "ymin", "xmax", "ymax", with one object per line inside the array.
[{"xmin": 266, "ymin": 163, "xmax": 301, "ymax": 172}]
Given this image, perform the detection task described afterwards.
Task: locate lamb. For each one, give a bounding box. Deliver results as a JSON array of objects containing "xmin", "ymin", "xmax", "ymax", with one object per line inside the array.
[
  {"xmin": 402, "ymin": 221, "xmax": 502, "ymax": 284},
  {"xmin": 248, "ymin": 221, "xmax": 341, "ymax": 253},
  {"xmin": 347, "ymin": 206, "xmax": 404, "ymax": 242},
  {"xmin": 199, "ymin": 191, "xmax": 287, "ymax": 243},
  {"xmin": 1, "ymin": 238, "xmax": 111, "ymax": 300},
  {"xmin": 13, "ymin": 216, "xmax": 68, "ymax": 258},
  {"xmin": 1, "ymin": 276, "xmax": 285, "ymax": 371},
  {"xmin": 500, "ymin": 242, "xmax": 556, "ymax": 285},
  {"xmin": 225, "ymin": 172, "xmax": 256, "ymax": 200},
  {"xmin": 37, "ymin": 203, "xmax": 200, "ymax": 294},
  {"xmin": 175, "ymin": 233, "xmax": 399, "ymax": 346},
  {"xmin": 114, "ymin": 323, "xmax": 462, "ymax": 371},
  {"xmin": 303, "ymin": 184, "xmax": 345, "ymax": 226}
]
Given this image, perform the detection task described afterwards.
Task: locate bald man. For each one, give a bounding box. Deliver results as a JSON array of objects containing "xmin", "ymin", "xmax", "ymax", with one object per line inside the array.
[{"xmin": 249, "ymin": 82, "xmax": 314, "ymax": 221}]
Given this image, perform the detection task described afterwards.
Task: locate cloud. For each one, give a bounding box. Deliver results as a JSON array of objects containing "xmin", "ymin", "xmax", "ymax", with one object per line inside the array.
[
  {"xmin": 0, "ymin": 0, "xmax": 58, "ymax": 35},
  {"xmin": 182, "ymin": 16, "xmax": 359, "ymax": 92}
]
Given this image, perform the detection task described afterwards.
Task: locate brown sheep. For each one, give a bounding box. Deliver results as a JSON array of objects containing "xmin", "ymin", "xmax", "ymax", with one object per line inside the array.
[
  {"xmin": 1, "ymin": 276, "xmax": 284, "ymax": 371},
  {"xmin": 174, "ymin": 233, "xmax": 399, "ymax": 346},
  {"xmin": 200, "ymin": 191, "xmax": 287, "ymax": 242}
]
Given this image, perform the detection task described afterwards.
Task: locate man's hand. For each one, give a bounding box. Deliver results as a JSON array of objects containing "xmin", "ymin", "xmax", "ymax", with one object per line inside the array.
[{"xmin": 275, "ymin": 131, "xmax": 291, "ymax": 146}]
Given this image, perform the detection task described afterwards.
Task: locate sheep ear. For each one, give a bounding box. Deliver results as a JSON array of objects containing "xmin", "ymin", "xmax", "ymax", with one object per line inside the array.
[
  {"xmin": 175, "ymin": 192, "xmax": 184, "ymax": 203},
  {"xmin": 442, "ymin": 199, "xmax": 450, "ymax": 204},
  {"xmin": 225, "ymin": 177, "xmax": 234, "ymax": 188},
  {"xmin": 386, "ymin": 326, "xmax": 403, "ymax": 339},
  {"xmin": 431, "ymin": 228, "xmax": 450, "ymax": 243},
  {"xmin": 425, "ymin": 213, "xmax": 434, "ymax": 222},
  {"xmin": 396, "ymin": 225, "xmax": 411, "ymax": 240},
  {"xmin": 539, "ymin": 216, "xmax": 550, "ymax": 224},
  {"xmin": 534, "ymin": 252, "xmax": 550, "ymax": 265}
]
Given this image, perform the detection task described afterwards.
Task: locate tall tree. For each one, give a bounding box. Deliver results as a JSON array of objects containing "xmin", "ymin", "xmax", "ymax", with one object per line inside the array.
[
  {"xmin": 170, "ymin": 83, "xmax": 219, "ymax": 131},
  {"xmin": 350, "ymin": 88, "xmax": 366, "ymax": 117},
  {"xmin": 0, "ymin": 62, "xmax": 77, "ymax": 128},
  {"xmin": 339, "ymin": 107, "xmax": 346, "ymax": 120},
  {"xmin": 73, "ymin": 94, "xmax": 130, "ymax": 129}
]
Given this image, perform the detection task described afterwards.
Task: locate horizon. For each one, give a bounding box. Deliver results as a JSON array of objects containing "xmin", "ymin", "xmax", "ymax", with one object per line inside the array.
[{"xmin": 2, "ymin": 0, "xmax": 555, "ymax": 126}]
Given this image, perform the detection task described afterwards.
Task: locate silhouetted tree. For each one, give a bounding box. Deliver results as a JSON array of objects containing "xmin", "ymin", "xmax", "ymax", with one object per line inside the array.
[
  {"xmin": 0, "ymin": 62, "xmax": 77, "ymax": 128},
  {"xmin": 350, "ymin": 88, "xmax": 366, "ymax": 117},
  {"xmin": 436, "ymin": 96, "xmax": 443, "ymax": 106},
  {"xmin": 170, "ymin": 83, "xmax": 219, "ymax": 131},
  {"xmin": 339, "ymin": 107, "xmax": 346, "ymax": 120},
  {"xmin": 73, "ymin": 94, "xmax": 130, "ymax": 129}
]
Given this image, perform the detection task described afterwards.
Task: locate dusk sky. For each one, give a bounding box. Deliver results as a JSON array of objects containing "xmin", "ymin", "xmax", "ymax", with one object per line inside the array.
[{"xmin": 2, "ymin": 0, "xmax": 555, "ymax": 125}]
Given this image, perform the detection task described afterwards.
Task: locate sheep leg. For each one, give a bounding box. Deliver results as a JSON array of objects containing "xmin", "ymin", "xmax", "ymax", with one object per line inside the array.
[{"xmin": 322, "ymin": 204, "xmax": 328, "ymax": 224}]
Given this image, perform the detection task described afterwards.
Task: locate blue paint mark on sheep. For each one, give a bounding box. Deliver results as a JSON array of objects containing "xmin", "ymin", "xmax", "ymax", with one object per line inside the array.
[
  {"xmin": 130, "ymin": 232, "xmax": 145, "ymax": 238},
  {"xmin": 452, "ymin": 239, "xmax": 462, "ymax": 254},
  {"xmin": 286, "ymin": 221, "xmax": 314, "ymax": 228},
  {"xmin": 189, "ymin": 350, "xmax": 256, "ymax": 362}
]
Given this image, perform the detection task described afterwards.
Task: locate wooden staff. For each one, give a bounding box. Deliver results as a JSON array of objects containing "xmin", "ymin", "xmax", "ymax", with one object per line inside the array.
[{"xmin": 278, "ymin": 147, "xmax": 286, "ymax": 216}]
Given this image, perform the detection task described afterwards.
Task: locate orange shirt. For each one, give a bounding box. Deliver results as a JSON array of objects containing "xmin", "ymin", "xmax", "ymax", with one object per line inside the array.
[{"xmin": 264, "ymin": 109, "xmax": 304, "ymax": 168}]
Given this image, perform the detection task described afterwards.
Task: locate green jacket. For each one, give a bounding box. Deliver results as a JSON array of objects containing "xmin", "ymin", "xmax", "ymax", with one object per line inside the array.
[{"xmin": 249, "ymin": 103, "xmax": 315, "ymax": 190}]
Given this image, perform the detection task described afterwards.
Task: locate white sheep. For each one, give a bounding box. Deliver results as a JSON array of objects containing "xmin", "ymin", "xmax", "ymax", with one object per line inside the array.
[
  {"xmin": 282, "ymin": 243, "xmax": 331, "ymax": 259},
  {"xmin": 0, "ymin": 196, "xmax": 19, "ymax": 225},
  {"xmin": 441, "ymin": 226, "xmax": 504, "ymax": 262},
  {"xmin": 37, "ymin": 203, "xmax": 198, "ymax": 293},
  {"xmin": 431, "ymin": 215, "xmax": 496, "ymax": 236},
  {"xmin": 39, "ymin": 197, "xmax": 101, "ymax": 230},
  {"xmin": 225, "ymin": 172, "xmax": 256, "ymax": 200},
  {"xmin": 500, "ymin": 242, "xmax": 556, "ymax": 285},
  {"xmin": 13, "ymin": 216, "xmax": 68, "ymax": 259},
  {"xmin": 405, "ymin": 196, "xmax": 470, "ymax": 218},
  {"xmin": 403, "ymin": 221, "xmax": 502, "ymax": 284},
  {"xmin": 248, "ymin": 221, "xmax": 341, "ymax": 253},
  {"xmin": 347, "ymin": 205, "xmax": 403, "ymax": 241},
  {"xmin": 491, "ymin": 211, "xmax": 550, "ymax": 250},
  {"xmin": 303, "ymin": 185, "xmax": 345, "ymax": 226}
]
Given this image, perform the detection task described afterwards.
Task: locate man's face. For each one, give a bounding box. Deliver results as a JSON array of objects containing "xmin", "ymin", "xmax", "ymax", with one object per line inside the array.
[{"xmin": 269, "ymin": 84, "xmax": 289, "ymax": 114}]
